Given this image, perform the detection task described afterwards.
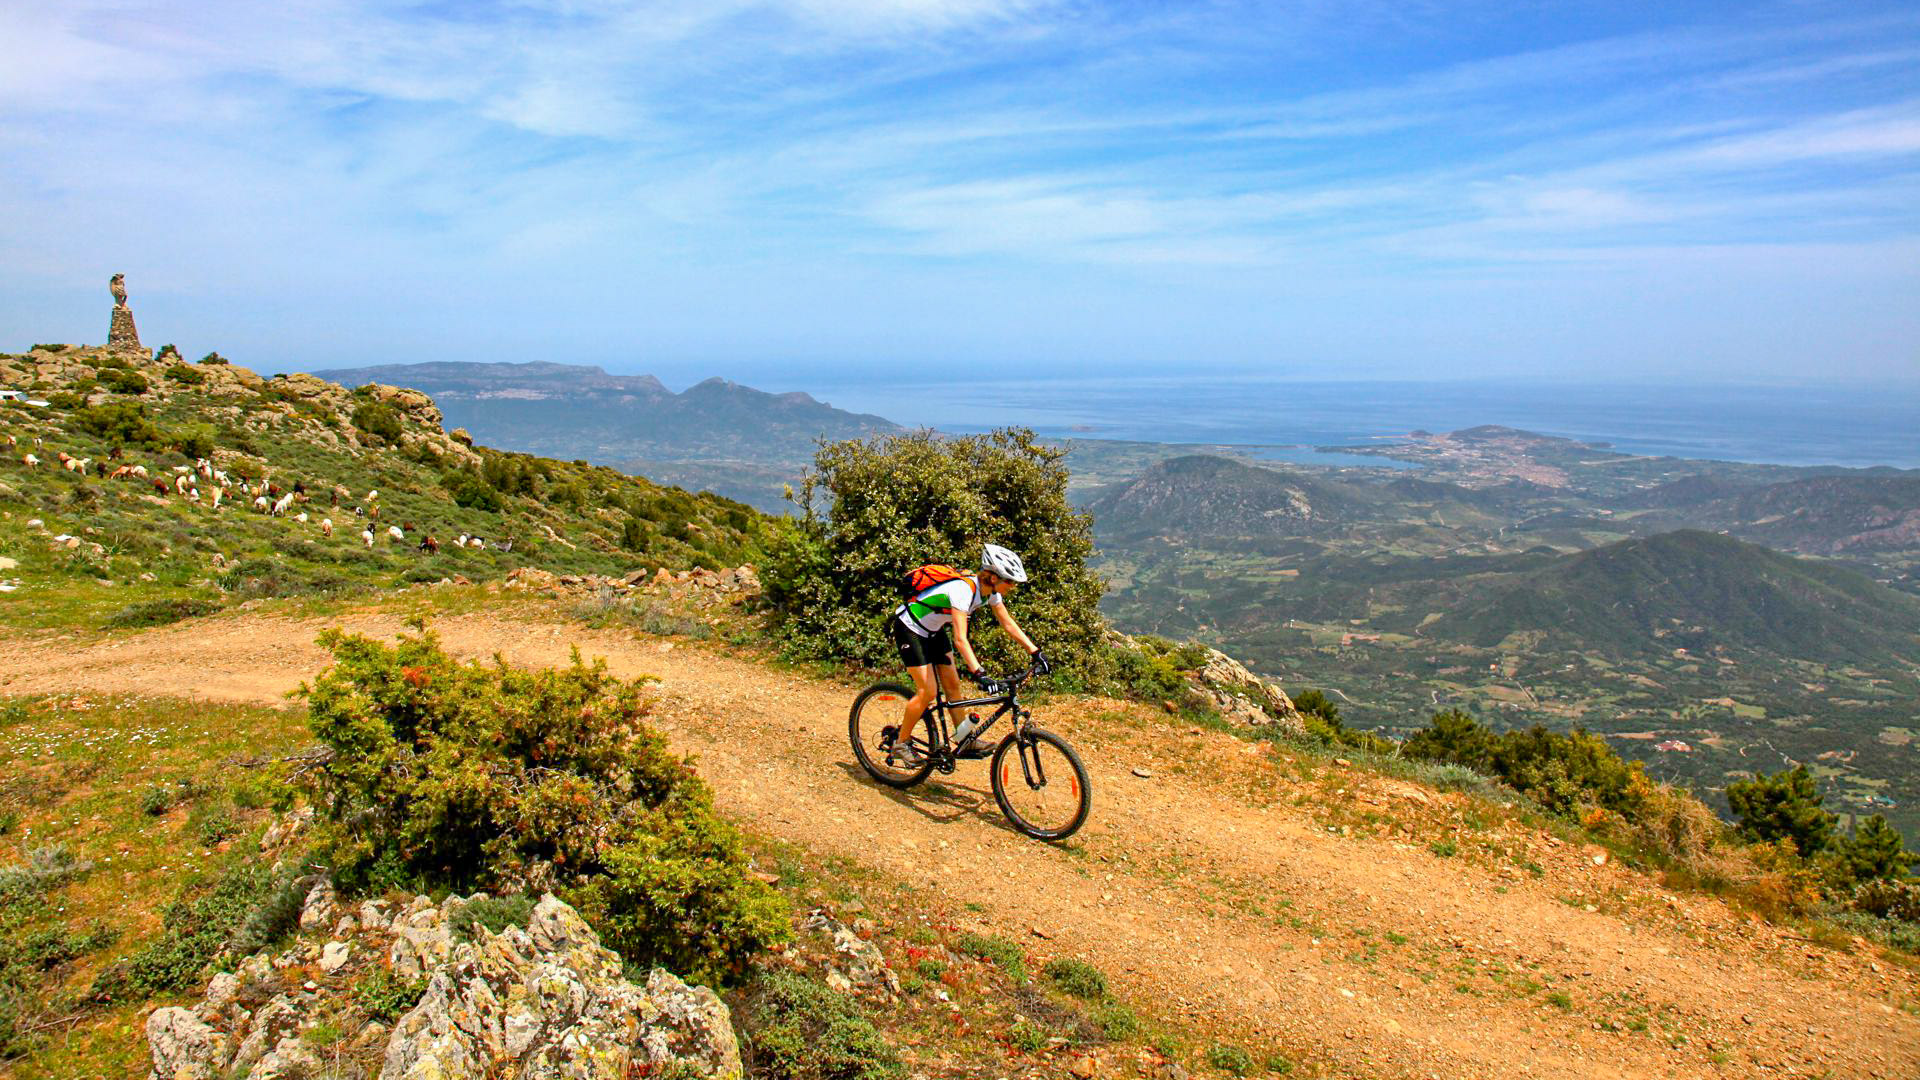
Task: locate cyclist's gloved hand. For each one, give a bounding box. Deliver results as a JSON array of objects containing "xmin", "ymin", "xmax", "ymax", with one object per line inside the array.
[
  {"xmin": 968, "ymin": 667, "xmax": 993, "ymax": 689},
  {"xmin": 1031, "ymin": 648, "xmax": 1051, "ymax": 674}
]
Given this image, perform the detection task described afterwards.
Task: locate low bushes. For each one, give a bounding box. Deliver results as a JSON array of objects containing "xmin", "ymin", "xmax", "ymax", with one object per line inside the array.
[{"xmin": 299, "ymin": 624, "xmax": 786, "ymax": 986}]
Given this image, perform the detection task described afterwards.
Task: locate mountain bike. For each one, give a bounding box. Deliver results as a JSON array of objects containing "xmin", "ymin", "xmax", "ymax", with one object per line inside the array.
[{"xmin": 848, "ymin": 659, "xmax": 1091, "ymax": 841}]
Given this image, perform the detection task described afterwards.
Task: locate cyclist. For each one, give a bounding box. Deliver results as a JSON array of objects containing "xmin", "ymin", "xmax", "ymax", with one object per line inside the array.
[{"xmin": 887, "ymin": 544, "xmax": 1043, "ymax": 764}]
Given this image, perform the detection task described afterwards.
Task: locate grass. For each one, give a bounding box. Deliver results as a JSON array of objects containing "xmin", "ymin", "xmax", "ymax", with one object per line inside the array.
[
  {"xmin": 0, "ymin": 692, "xmax": 308, "ymax": 1078},
  {"xmin": 956, "ymin": 932, "xmax": 1029, "ymax": 983}
]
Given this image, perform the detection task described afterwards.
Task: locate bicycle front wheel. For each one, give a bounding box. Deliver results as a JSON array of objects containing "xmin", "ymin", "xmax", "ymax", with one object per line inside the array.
[
  {"xmin": 849, "ymin": 682, "xmax": 938, "ymax": 789},
  {"xmin": 990, "ymin": 728, "xmax": 1091, "ymax": 841}
]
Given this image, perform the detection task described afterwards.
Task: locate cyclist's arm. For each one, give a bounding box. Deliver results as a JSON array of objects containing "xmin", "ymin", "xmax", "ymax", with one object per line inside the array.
[
  {"xmin": 989, "ymin": 602, "xmax": 1038, "ymax": 655},
  {"xmin": 950, "ymin": 607, "xmax": 983, "ymax": 674}
]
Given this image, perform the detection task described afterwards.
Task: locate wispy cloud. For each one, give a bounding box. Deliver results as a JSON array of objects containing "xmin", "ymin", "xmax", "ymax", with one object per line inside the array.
[{"xmin": 0, "ymin": 0, "xmax": 1915, "ymax": 380}]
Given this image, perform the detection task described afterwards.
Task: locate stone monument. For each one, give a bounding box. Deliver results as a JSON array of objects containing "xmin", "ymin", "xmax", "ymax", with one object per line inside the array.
[{"xmin": 107, "ymin": 273, "xmax": 144, "ymax": 355}]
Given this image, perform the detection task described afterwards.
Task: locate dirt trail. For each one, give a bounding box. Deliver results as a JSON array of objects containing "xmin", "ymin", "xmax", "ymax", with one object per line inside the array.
[{"xmin": 3, "ymin": 609, "xmax": 1916, "ymax": 1079}]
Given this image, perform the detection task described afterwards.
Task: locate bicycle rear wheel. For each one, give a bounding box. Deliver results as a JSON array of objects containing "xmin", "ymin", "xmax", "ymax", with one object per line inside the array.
[
  {"xmin": 990, "ymin": 728, "xmax": 1091, "ymax": 841},
  {"xmin": 849, "ymin": 682, "xmax": 939, "ymax": 789}
]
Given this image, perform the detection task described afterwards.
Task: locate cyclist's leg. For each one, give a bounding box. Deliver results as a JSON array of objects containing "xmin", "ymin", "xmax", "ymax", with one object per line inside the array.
[
  {"xmin": 891, "ymin": 618, "xmax": 941, "ymax": 751},
  {"xmin": 899, "ymin": 661, "xmax": 938, "ymax": 750}
]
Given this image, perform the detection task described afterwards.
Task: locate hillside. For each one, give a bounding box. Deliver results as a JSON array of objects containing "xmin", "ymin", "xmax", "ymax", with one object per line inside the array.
[
  {"xmin": 2, "ymin": 605, "xmax": 1916, "ymax": 1080},
  {"xmin": 1426, "ymin": 529, "xmax": 1920, "ymax": 663},
  {"xmin": 1640, "ymin": 472, "xmax": 1920, "ymax": 555},
  {"xmin": 308, "ymin": 360, "xmax": 904, "ymax": 509},
  {"xmin": 0, "ymin": 344, "xmax": 767, "ymax": 631}
]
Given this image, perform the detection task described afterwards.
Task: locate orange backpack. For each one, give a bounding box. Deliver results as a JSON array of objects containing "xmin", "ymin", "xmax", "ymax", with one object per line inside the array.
[{"xmin": 900, "ymin": 563, "xmax": 968, "ymax": 600}]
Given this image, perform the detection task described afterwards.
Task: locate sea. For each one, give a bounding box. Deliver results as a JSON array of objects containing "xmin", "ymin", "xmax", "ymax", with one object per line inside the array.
[{"xmin": 798, "ymin": 377, "xmax": 1920, "ymax": 470}]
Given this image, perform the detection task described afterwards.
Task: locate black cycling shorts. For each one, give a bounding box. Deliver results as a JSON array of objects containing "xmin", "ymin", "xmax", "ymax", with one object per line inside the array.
[{"xmin": 889, "ymin": 617, "xmax": 954, "ymax": 670}]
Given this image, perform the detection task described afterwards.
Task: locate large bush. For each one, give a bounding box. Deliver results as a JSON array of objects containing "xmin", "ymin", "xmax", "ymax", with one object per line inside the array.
[
  {"xmin": 764, "ymin": 428, "xmax": 1105, "ymax": 676},
  {"xmin": 299, "ymin": 625, "xmax": 787, "ymax": 986}
]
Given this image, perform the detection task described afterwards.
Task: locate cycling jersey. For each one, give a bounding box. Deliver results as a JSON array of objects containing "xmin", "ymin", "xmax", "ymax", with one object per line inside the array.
[{"xmin": 895, "ymin": 575, "xmax": 1002, "ymax": 638}]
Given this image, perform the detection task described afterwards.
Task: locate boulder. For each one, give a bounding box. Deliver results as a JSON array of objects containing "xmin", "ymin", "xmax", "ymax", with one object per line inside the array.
[
  {"xmin": 362, "ymin": 383, "xmax": 444, "ymax": 428},
  {"xmin": 145, "ymin": 1006, "xmax": 226, "ymax": 1080},
  {"xmin": 297, "ymin": 877, "xmax": 337, "ymax": 932}
]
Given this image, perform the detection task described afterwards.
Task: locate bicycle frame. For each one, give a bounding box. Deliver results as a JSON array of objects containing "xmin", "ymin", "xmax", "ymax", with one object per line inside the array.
[{"xmin": 921, "ymin": 666, "xmax": 1049, "ymax": 788}]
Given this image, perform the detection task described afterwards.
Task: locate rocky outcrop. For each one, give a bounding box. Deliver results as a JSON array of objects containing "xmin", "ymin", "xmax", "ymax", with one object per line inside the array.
[
  {"xmin": 145, "ymin": 888, "xmax": 742, "ymax": 1080},
  {"xmin": 362, "ymin": 383, "xmax": 444, "ymax": 428},
  {"xmin": 1191, "ymin": 646, "xmax": 1304, "ymax": 735}
]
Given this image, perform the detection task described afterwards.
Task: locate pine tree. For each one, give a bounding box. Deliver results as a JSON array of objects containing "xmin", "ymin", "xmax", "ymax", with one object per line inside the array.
[
  {"xmin": 1726, "ymin": 764, "xmax": 1837, "ymax": 858},
  {"xmin": 1837, "ymin": 815, "xmax": 1917, "ymax": 884}
]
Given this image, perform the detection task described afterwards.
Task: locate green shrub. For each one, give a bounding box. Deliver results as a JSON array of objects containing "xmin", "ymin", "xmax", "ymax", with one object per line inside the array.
[
  {"xmin": 95, "ymin": 860, "xmax": 300, "ymax": 1000},
  {"xmin": 1205, "ymin": 1044, "xmax": 1254, "ymax": 1075},
  {"xmin": 105, "ymin": 597, "xmax": 222, "ymax": 629},
  {"xmin": 955, "ymin": 932, "xmax": 1027, "ymax": 982},
  {"xmin": 29, "ymin": 344, "xmax": 67, "ymax": 353},
  {"xmin": 743, "ymin": 969, "xmax": 905, "ymax": 1080},
  {"xmin": 1404, "ymin": 711, "xmax": 1646, "ymax": 820},
  {"xmin": 176, "ymin": 425, "xmax": 216, "ymax": 459},
  {"xmin": 299, "ymin": 625, "xmax": 786, "ymax": 986},
  {"xmin": 447, "ymin": 471, "xmax": 503, "ymax": 512},
  {"xmin": 200, "ymin": 352, "xmax": 228, "ymax": 365},
  {"xmin": 1043, "ymin": 956, "xmax": 1108, "ymax": 1000},
  {"xmin": 99, "ymin": 368, "xmax": 149, "ymax": 395},
  {"xmin": 163, "ymin": 363, "xmax": 205, "ymax": 386},
  {"xmin": 72, "ymin": 401, "xmax": 164, "ymax": 448},
  {"xmin": 450, "ymin": 895, "xmax": 536, "ymax": 941},
  {"xmin": 352, "ymin": 968, "xmax": 427, "ymax": 1021},
  {"xmin": 350, "ymin": 401, "xmax": 404, "ymax": 446},
  {"xmin": 1008, "ymin": 1019, "xmax": 1048, "ymax": 1052},
  {"xmin": 1852, "ymin": 878, "xmax": 1920, "ymax": 921},
  {"xmin": 1293, "ymin": 689, "xmax": 1396, "ymax": 753},
  {"xmin": 1092, "ymin": 1000, "xmax": 1140, "ymax": 1040},
  {"xmin": 764, "ymin": 429, "xmax": 1106, "ymax": 677}
]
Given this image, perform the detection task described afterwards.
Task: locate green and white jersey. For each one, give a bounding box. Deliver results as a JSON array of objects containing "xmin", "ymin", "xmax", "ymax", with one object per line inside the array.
[{"xmin": 896, "ymin": 576, "xmax": 1002, "ymax": 638}]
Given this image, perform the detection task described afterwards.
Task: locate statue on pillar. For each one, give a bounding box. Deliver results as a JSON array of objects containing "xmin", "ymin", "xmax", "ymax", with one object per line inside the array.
[{"xmin": 107, "ymin": 272, "xmax": 144, "ymax": 354}]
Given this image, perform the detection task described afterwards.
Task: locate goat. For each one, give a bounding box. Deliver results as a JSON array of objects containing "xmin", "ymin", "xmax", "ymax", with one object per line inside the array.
[
  {"xmin": 152, "ymin": 478, "xmax": 169, "ymax": 496},
  {"xmin": 252, "ymin": 495, "xmax": 270, "ymax": 513},
  {"xmin": 174, "ymin": 474, "xmax": 192, "ymax": 495},
  {"xmin": 320, "ymin": 518, "xmax": 334, "ymax": 537},
  {"xmin": 470, "ymin": 536, "xmax": 486, "ymax": 550},
  {"xmin": 56, "ymin": 451, "xmax": 74, "ymax": 465},
  {"xmin": 366, "ymin": 489, "xmax": 379, "ymax": 502},
  {"xmin": 295, "ymin": 511, "xmax": 308, "ymax": 523},
  {"xmin": 130, "ymin": 465, "xmax": 148, "ymax": 478},
  {"xmin": 361, "ymin": 528, "xmax": 375, "ymax": 548},
  {"xmin": 2, "ymin": 434, "xmax": 13, "ymax": 449},
  {"xmin": 271, "ymin": 492, "xmax": 295, "ymax": 517},
  {"xmin": 418, "ymin": 536, "xmax": 440, "ymax": 554},
  {"xmin": 454, "ymin": 534, "xmax": 468, "ymax": 548},
  {"xmin": 210, "ymin": 487, "xmax": 224, "ymax": 510},
  {"xmin": 65, "ymin": 457, "xmax": 89, "ymax": 474},
  {"xmin": 386, "ymin": 524, "xmax": 404, "ymax": 542},
  {"xmin": 22, "ymin": 453, "xmax": 40, "ymax": 468}
]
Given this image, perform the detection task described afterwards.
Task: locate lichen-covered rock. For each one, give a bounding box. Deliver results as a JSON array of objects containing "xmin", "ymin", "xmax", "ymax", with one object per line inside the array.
[
  {"xmin": 145, "ymin": 1006, "xmax": 226, "ymax": 1080},
  {"xmin": 384, "ymin": 895, "xmax": 741, "ymax": 1080},
  {"xmin": 802, "ymin": 909, "xmax": 899, "ymax": 999},
  {"xmin": 149, "ymin": 892, "xmax": 739, "ymax": 1080},
  {"xmin": 363, "ymin": 383, "xmax": 444, "ymax": 427},
  {"xmin": 298, "ymin": 877, "xmax": 337, "ymax": 931},
  {"xmin": 1191, "ymin": 647, "xmax": 1304, "ymax": 736}
]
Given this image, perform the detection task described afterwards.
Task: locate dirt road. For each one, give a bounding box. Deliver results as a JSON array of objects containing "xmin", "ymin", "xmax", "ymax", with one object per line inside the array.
[{"xmin": 3, "ymin": 608, "xmax": 1914, "ymax": 1079}]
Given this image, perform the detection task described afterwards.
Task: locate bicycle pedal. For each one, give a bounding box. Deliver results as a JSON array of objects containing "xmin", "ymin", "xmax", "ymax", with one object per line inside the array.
[{"xmin": 936, "ymin": 758, "xmax": 956, "ymax": 775}]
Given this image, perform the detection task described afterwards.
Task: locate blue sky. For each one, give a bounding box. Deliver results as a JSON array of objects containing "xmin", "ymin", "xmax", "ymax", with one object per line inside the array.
[{"xmin": 2, "ymin": 0, "xmax": 1916, "ymax": 387}]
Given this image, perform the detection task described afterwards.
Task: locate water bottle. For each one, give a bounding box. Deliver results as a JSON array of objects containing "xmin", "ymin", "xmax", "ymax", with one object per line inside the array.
[{"xmin": 952, "ymin": 713, "xmax": 980, "ymax": 747}]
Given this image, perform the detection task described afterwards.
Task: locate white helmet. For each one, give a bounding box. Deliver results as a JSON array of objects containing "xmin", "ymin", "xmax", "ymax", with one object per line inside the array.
[{"xmin": 980, "ymin": 543, "xmax": 1029, "ymax": 583}]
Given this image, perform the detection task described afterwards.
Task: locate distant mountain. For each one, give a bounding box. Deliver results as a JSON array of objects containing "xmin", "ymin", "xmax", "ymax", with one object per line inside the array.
[
  {"xmin": 1423, "ymin": 530, "xmax": 1920, "ymax": 663},
  {"xmin": 305, "ymin": 361, "xmax": 904, "ymax": 509},
  {"xmin": 1643, "ymin": 473, "xmax": 1920, "ymax": 555},
  {"xmin": 1087, "ymin": 455, "xmax": 1376, "ymax": 540}
]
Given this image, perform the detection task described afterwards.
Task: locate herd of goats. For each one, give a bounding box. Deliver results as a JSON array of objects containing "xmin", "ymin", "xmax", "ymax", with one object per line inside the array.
[{"xmin": 7, "ymin": 432, "xmax": 510, "ymax": 555}]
